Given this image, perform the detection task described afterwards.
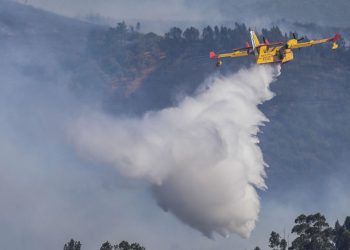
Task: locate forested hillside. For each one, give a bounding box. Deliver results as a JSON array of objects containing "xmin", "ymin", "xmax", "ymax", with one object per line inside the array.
[
  {"xmin": 1, "ymin": 1, "xmax": 350, "ymax": 249},
  {"xmin": 2, "ymin": 0, "xmax": 348, "ymax": 203},
  {"xmin": 73, "ymin": 22, "xmax": 350, "ymax": 199}
]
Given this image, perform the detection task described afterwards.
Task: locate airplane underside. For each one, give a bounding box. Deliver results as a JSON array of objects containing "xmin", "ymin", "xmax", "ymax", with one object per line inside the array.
[{"xmin": 256, "ymin": 47, "xmax": 294, "ymax": 65}]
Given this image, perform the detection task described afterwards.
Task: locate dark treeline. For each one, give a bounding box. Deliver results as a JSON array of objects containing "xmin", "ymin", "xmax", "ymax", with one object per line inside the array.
[
  {"xmin": 77, "ymin": 21, "xmax": 349, "ymax": 114},
  {"xmin": 63, "ymin": 213, "xmax": 350, "ymax": 250},
  {"xmin": 63, "ymin": 239, "xmax": 145, "ymax": 250},
  {"xmin": 86, "ymin": 21, "xmax": 348, "ymax": 68},
  {"xmin": 254, "ymin": 213, "xmax": 350, "ymax": 250}
]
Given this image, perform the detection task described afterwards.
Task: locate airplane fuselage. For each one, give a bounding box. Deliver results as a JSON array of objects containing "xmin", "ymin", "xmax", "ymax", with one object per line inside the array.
[
  {"xmin": 256, "ymin": 46, "xmax": 294, "ymax": 64},
  {"xmin": 209, "ymin": 31, "xmax": 340, "ymax": 66}
]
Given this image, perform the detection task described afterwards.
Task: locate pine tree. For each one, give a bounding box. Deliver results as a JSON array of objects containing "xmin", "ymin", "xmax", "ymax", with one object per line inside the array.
[
  {"xmin": 63, "ymin": 239, "xmax": 81, "ymax": 250},
  {"xmin": 100, "ymin": 241, "xmax": 113, "ymax": 250},
  {"xmin": 335, "ymin": 217, "xmax": 350, "ymax": 250}
]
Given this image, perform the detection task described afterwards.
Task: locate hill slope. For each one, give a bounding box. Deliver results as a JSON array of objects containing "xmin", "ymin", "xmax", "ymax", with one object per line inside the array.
[
  {"xmin": 1, "ymin": 2, "xmax": 350, "ymax": 249},
  {"xmin": 2, "ymin": 0, "xmax": 349, "ymax": 203},
  {"xmin": 83, "ymin": 23, "xmax": 350, "ymax": 203}
]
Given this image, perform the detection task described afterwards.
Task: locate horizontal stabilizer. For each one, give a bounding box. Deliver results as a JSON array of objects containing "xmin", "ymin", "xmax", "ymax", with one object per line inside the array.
[
  {"xmin": 331, "ymin": 33, "xmax": 341, "ymax": 49},
  {"xmin": 333, "ymin": 33, "xmax": 341, "ymax": 42},
  {"xmin": 209, "ymin": 51, "xmax": 217, "ymax": 59}
]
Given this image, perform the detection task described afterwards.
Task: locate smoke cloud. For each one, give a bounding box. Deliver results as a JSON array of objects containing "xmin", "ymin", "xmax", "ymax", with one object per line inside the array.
[
  {"xmin": 16, "ymin": 0, "xmax": 350, "ymax": 31},
  {"xmin": 70, "ymin": 65, "xmax": 280, "ymax": 238}
]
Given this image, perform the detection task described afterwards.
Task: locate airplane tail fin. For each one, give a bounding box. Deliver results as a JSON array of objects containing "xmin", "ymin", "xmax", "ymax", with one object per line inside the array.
[
  {"xmin": 250, "ymin": 30, "xmax": 260, "ymax": 55},
  {"xmin": 209, "ymin": 51, "xmax": 222, "ymax": 67},
  {"xmin": 331, "ymin": 33, "xmax": 341, "ymax": 50},
  {"xmin": 209, "ymin": 51, "xmax": 217, "ymax": 59}
]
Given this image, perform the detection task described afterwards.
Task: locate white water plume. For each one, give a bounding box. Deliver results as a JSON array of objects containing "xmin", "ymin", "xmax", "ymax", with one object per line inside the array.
[{"xmin": 70, "ymin": 65, "xmax": 280, "ymax": 238}]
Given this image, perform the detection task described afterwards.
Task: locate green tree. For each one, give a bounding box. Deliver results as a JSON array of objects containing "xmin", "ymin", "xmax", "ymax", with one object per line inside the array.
[
  {"xmin": 100, "ymin": 241, "xmax": 113, "ymax": 250},
  {"xmin": 63, "ymin": 239, "xmax": 81, "ymax": 250},
  {"xmin": 183, "ymin": 27, "xmax": 200, "ymax": 42},
  {"xmin": 202, "ymin": 26, "xmax": 214, "ymax": 41},
  {"xmin": 289, "ymin": 213, "xmax": 335, "ymax": 250},
  {"xmin": 219, "ymin": 26, "xmax": 230, "ymax": 47},
  {"xmin": 163, "ymin": 27, "xmax": 183, "ymax": 55},
  {"xmin": 116, "ymin": 21, "xmax": 128, "ymax": 34},
  {"xmin": 130, "ymin": 242, "xmax": 145, "ymax": 250},
  {"xmin": 117, "ymin": 241, "xmax": 130, "ymax": 250},
  {"xmin": 114, "ymin": 240, "xmax": 145, "ymax": 250},
  {"xmin": 344, "ymin": 217, "xmax": 350, "ymax": 231},
  {"xmin": 269, "ymin": 231, "xmax": 281, "ymax": 250},
  {"xmin": 136, "ymin": 22, "xmax": 141, "ymax": 32},
  {"xmin": 335, "ymin": 217, "xmax": 350, "ymax": 250},
  {"xmin": 280, "ymin": 239, "xmax": 287, "ymax": 250},
  {"xmin": 165, "ymin": 27, "xmax": 182, "ymax": 41},
  {"xmin": 213, "ymin": 26, "xmax": 220, "ymax": 41}
]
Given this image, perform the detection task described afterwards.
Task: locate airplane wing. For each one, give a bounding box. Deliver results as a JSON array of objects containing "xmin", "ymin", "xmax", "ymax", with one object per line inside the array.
[
  {"xmin": 265, "ymin": 42, "xmax": 285, "ymax": 47},
  {"xmin": 209, "ymin": 46, "xmax": 253, "ymax": 60},
  {"xmin": 288, "ymin": 33, "xmax": 341, "ymax": 50},
  {"xmin": 210, "ymin": 50, "xmax": 251, "ymax": 59},
  {"xmin": 209, "ymin": 49, "xmax": 252, "ymax": 66}
]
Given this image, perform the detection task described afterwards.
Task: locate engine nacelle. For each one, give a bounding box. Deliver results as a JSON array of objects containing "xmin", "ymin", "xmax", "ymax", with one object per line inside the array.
[{"xmin": 287, "ymin": 39, "xmax": 298, "ymax": 48}]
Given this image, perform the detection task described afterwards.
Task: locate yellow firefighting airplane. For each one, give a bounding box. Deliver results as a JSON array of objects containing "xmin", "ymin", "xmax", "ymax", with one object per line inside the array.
[{"xmin": 210, "ymin": 31, "xmax": 341, "ymax": 66}]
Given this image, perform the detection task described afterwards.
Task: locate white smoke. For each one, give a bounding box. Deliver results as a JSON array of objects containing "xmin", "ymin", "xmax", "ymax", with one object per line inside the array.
[{"xmin": 69, "ymin": 65, "xmax": 280, "ymax": 238}]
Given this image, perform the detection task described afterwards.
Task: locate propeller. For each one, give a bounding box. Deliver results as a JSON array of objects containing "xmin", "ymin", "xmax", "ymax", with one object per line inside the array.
[
  {"xmin": 293, "ymin": 33, "xmax": 304, "ymax": 42},
  {"xmin": 262, "ymin": 36, "xmax": 270, "ymax": 45}
]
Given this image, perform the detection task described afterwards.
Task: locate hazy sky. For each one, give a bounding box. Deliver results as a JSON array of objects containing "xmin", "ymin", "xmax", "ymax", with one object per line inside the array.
[
  {"xmin": 1, "ymin": 1, "xmax": 350, "ymax": 250},
  {"xmin": 19, "ymin": 0, "xmax": 224, "ymax": 21},
  {"xmin": 16, "ymin": 0, "xmax": 350, "ymax": 28}
]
